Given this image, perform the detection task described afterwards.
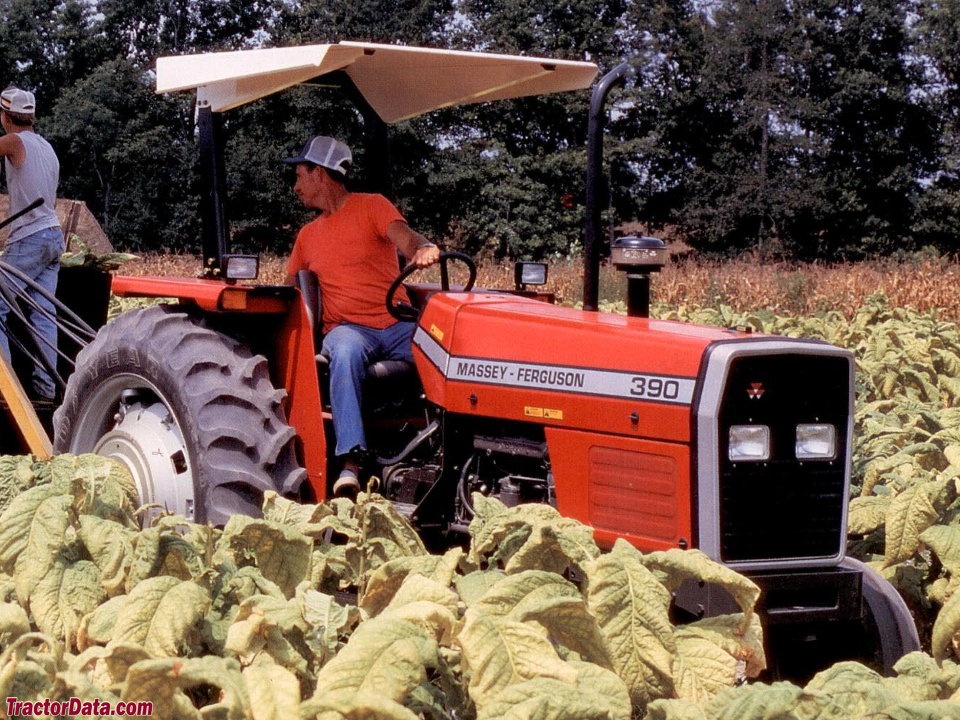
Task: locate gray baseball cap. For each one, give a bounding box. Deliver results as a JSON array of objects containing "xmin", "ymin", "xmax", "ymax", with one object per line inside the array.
[
  {"xmin": 284, "ymin": 135, "xmax": 353, "ymax": 176},
  {"xmin": 0, "ymin": 87, "xmax": 35, "ymax": 115}
]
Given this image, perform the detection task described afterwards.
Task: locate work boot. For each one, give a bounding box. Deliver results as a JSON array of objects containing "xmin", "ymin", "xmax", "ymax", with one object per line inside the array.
[{"xmin": 333, "ymin": 460, "xmax": 361, "ymax": 499}]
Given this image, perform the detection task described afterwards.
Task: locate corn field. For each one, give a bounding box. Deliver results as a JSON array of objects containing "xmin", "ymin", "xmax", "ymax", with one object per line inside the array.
[{"xmin": 123, "ymin": 251, "xmax": 960, "ymax": 322}]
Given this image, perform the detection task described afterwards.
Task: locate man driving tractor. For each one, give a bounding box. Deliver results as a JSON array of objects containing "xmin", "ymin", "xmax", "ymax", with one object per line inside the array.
[{"xmin": 283, "ymin": 135, "xmax": 440, "ymax": 497}]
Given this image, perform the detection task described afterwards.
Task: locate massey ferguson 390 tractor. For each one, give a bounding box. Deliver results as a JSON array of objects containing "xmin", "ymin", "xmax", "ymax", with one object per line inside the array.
[{"xmin": 47, "ymin": 42, "xmax": 918, "ymax": 677}]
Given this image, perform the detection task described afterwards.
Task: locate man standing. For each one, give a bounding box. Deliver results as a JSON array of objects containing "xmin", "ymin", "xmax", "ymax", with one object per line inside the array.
[
  {"xmin": 284, "ymin": 136, "xmax": 439, "ymax": 496},
  {"xmin": 0, "ymin": 86, "xmax": 63, "ymax": 402}
]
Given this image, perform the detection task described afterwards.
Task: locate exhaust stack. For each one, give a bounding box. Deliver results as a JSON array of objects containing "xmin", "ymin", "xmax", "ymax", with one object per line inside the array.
[{"xmin": 610, "ymin": 235, "xmax": 666, "ymax": 318}]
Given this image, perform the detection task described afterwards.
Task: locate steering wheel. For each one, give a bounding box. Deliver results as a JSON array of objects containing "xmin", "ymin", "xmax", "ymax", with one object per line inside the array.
[{"xmin": 386, "ymin": 251, "xmax": 478, "ymax": 321}]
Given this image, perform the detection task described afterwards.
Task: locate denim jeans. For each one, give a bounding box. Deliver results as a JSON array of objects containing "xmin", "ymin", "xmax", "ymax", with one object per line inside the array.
[
  {"xmin": 0, "ymin": 226, "xmax": 64, "ymax": 398},
  {"xmin": 321, "ymin": 320, "xmax": 416, "ymax": 457}
]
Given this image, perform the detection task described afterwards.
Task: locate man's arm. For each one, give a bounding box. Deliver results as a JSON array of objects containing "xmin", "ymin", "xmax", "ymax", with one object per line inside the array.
[
  {"xmin": 0, "ymin": 133, "xmax": 24, "ymax": 166},
  {"xmin": 387, "ymin": 220, "xmax": 440, "ymax": 268}
]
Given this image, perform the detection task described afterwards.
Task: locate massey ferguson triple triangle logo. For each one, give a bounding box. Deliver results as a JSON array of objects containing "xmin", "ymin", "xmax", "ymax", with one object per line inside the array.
[{"xmin": 747, "ymin": 382, "xmax": 765, "ymax": 399}]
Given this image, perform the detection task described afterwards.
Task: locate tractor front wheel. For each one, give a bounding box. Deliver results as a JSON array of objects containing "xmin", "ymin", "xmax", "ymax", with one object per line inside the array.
[{"xmin": 53, "ymin": 305, "xmax": 305, "ymax": 526}]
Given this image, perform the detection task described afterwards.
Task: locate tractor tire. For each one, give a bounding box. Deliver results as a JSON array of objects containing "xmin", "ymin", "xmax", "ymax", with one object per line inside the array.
[
  {"xmin": 53, "ymin": 305, "xmax": 305, "ymax": 526},
  {"xmin": 842, "ymin": 556, "xmax": 922, "ymax": 674}
]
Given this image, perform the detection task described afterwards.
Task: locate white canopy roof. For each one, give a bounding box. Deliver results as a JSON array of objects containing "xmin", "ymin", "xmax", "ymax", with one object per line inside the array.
[{"xmin": 156, "ymin": 41, "xmax": 599, "ymax": 122}]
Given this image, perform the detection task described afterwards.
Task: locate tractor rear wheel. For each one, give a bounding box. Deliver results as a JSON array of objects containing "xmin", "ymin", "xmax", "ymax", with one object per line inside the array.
[{"xmin": 53, "ymin": 305, "xmax": 305, "ymax": 526}]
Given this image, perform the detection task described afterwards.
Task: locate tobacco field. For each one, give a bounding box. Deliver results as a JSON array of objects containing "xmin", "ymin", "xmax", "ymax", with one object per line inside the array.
[{"xmin": 6, "ymin": 290, "xmax": 960, "ymax": 717}]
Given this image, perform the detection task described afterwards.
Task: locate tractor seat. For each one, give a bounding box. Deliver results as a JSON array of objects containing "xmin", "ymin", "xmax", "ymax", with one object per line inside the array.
[{"xmin": 296, "ymin": 270, "xmax": 418, "ymax": 391}]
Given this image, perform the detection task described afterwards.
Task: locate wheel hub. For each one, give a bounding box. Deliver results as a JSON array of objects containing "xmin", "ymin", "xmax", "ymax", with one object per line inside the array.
[{"xmin": 94, "ymin": 400, "xmax": 195, "ymax": 521}]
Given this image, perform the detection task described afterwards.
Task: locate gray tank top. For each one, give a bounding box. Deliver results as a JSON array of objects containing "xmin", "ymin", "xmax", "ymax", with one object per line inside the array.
[{"xmin": 4, "ymin": 130, "xmax": 60, "ymax": 243}]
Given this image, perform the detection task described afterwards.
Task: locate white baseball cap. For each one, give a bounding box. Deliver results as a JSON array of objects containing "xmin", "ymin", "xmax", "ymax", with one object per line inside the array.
[
  {"xmin": 0, "ymin": 87, "xmax": 36, "ymax": 115},
  {"xmin": 284, "ymin": 136, "xmax": 352, "ymax": 177}
]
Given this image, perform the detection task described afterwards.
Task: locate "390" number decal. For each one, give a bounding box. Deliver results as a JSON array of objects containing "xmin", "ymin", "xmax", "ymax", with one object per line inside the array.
[{"xmin": 630, "ymin": 376, "xmax": 682, "ymax": 400}]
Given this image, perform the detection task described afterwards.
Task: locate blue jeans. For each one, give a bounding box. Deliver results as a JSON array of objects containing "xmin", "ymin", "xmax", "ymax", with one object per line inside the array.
[
  {"xmin": 0, "ymin": 226, "xmax": 64, "ymax": 398},
  {"xmin": 322, "ymin": 320, "xmax": 415, "ymax": 457}
]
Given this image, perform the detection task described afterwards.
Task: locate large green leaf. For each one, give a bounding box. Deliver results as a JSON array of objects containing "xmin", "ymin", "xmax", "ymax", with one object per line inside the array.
[
  {"xmin": 298, "ymin": 586, "xmax": 359, "ymax": 668},
  {"xmin": 707, "ymin": 681, "xmax": 805, "ymax": 720},
  {"xmin": 0, "ymin": 483, "xmax": 75, "ymax": 597}
]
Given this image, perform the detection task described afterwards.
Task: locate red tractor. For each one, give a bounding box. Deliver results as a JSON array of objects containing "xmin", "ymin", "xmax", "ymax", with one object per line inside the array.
[{"xmin": 44, "ymin": 42, "xmax": 917, "ymax": 678}]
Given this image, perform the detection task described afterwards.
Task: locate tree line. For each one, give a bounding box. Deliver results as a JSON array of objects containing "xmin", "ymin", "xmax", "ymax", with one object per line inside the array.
[{"xmin": 0, "ymin": 0, "xmax": 957, "ymax": 262}]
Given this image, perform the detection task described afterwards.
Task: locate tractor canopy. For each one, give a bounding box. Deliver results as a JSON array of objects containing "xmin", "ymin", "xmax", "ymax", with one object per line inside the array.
[
  {"xmin": 155, "ymin": 41, "xmax": 599, "ymax": 121},
  {"xmin": 153, "ymin": 42, "xmax": 598, "ymax": 276}
]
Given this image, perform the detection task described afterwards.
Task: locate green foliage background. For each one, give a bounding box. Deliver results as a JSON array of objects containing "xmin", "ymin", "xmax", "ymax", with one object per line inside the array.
[{"xmin": 0, "ymin": 0, "xmax": 958, "ymax": 260}]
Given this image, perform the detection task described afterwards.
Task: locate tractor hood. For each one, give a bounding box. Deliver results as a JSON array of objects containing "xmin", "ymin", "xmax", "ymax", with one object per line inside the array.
[
  {"xmin": 155, "ymin": 41, "xmax": 599, "ymax": 120},
  {"xmin": 412, "ymin": 293, "xmax": 743, "ymax": 444}
]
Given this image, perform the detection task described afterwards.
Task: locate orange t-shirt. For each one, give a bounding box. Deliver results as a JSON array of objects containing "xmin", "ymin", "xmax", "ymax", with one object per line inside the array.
[{"xmin": 287, "ymin": 193, "xmax": 407, "ymax": 333}]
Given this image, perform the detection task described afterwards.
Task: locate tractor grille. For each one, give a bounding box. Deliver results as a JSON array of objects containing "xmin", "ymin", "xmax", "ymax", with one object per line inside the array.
[{"xmin": 717, "ymin": 353, "xmax": 849, "ymax": 563}]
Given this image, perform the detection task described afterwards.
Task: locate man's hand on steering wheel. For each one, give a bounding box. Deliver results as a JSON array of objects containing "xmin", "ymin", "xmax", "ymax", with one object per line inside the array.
[
  {"xmin": 386, "ymin": 251, "xmax": 478, "ymax": 322},
  {"xmin": 411, "ymin": 243, "xmax": 441, "ymax": 268}
]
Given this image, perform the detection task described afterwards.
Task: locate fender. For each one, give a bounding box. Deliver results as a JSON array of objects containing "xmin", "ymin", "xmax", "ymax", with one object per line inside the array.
[{"xmin": 111, "ymin": 274, "xmax": 328, "ymax": 497}]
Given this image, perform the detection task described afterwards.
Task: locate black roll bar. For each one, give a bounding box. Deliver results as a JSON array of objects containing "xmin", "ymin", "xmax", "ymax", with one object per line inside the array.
[{"xmin": 583, "ymin": 61, "xmax": 635, "ymax": 312}]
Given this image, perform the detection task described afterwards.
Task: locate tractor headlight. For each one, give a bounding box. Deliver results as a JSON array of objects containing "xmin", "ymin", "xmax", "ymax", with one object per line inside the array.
[
  {"xmin": 224, "ymin": 254, "xmax": 260, "ymax": 281},
  {"xmin": 728, "ymin": 425, "xmax": 770, "ymax": 462},
  {"xmin": 796, "ymin": 423, "xmax": 837, "ymax": 460}
]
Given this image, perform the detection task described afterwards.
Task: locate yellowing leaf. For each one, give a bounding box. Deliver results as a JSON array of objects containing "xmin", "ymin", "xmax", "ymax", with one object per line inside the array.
[
  {"xmin": 305, "ymin": 689, "xmax": 420, "ymax": 720},
  {"xmin": 921, "ymin": 525, "xmax": 960, "ymax": 577},
  {"xmin": 78, "ymin": 515, "xmax": 135, "ymax": 596},
  {"xmin": 475, "ymin": 676, "xmax": 630, "ymax": 720},
  {"xmin": 243, "ymin": 662, "xmax": 301, "ymax": 720},
  {"xmin": 122, "ymin": 656, "xmax": 251, "ymax": 719},
  {"xmin": 585, "ymin": 540, "xmax": 677, "ymax": 709},
  {"xmin": 470, "ymin": 569, "xmax": 612, "ymax": 667},
  {"xmin": 640, "ymin": 549, "xmax": 760, "ymax": 633},
  {"xmin": 72, "ymin": 642, "xmax": 152, "ymax": 694},
  {"xmin": 111, "ymin": 576, "xmax": 210, "ymax": 657},
  {"xmin": 934, "ymin": 587, "xmax": 960, "ymax": 663},
  {"xmin": 0, "ymin": 602, "xmax": 29, "ymax": 643},
  {"xmin": 29, "ymin": 558, "xmax": 105, "ymax": 649},
  {"xmin": 672, "ymin": 633, "xmax": 737, "ymax": 704},
  {"xmin": 359, "ymin": 549, "xmax": 461, "ymax": 617},
  {"xmin": 458, "ymin": 613, "xmax": 578, "ymax": 709},
  {"xmin": 222, "ymin": 515, "xmax": 313, "ymax": 598},
  {"xmin": 313, "ymin": 615, "xmax": 437, "ymax": 703},
  {"xmin": 645, "ymin": 698, "xmax": 710, "ymax": 720},
  {"xmin": 884, "ymin": 479, "xmax": 946, "ymax": 568},
  {"xmin": 847, "ymin": 495, "xmax": 891, "ymax": 536}
]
